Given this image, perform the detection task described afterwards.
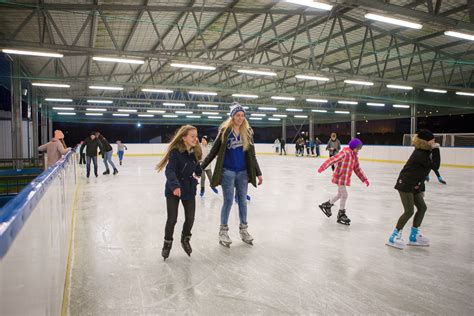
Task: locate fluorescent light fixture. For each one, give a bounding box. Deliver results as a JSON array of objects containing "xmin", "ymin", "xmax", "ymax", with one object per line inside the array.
[
  {"xmin": 202, "ymin": 112, "xmax": 219, "ymax": 115},
  {"xmin": 338, "ymin": 101, "xmax": 358, "ymax": 105},
  {"xmin": 147, "ymin": 110, "xmax": 166, "ymax": 114},
  {"xmin": 294, "ymin": 115, "xmax": 308, "ymax": 118},
  {"xmin": 335, "ymin": 111, "xmax": 350, "ymax": 114},
  {"xmin": 258, "ymin": 107, "xmax": 277, "ymax": 111},
  {"xmin": 163, "ymin": 102, "xmax": 186, "ymax": 107},
  {"xmin": 53, "ymin": 107, "xmax": 74, "ymax": 111},
  {"xmin": 424, "ymin": 88, "xmax": 447, "ymax": 94},
  {"xmin": 87, "ymin": 99, "xmax": 113, "ymax": 104},
  {"xmin": 170, "ymin": 63, "xmax": 216, "ymax": 71},
  {"xmin": 367, "ymin": 102, "xmax": 385, "ymax": 107},
  {"xmin": 393, "ymin": 104, "xmax": 410, "ymax": 108},
  {"xmin": 163, "ymin": 114, "xmax": 178, "ymax": 118},
  {"xmin": 113, "ymin": 113, "xmax": 130, "ymax": 117},
  {"xmin": 85, "ymin": 113, "xmax": 103, "ymax": 116},
  {"xmin": 286, "ymin": 108, "xmax": 303, "ymax": 112},
  {"xmin": 197, "ymin": 104, "xmax": 219, "ymax": 108},
  {"xmin": 306, "ymin": 98, "xmax": 328, "ymax": 103},
  {"xmin": 344, "ymin": 79, "xmax": 374, "ymax": 86},
  {"xmin": 295, "ymin": 75, "xmax": 330, "ymax": 81},
  {"xmin": 2, "ymin": 49, "xmax": 63, "ymax": 58},
  {"xmin": 444, "ymin": 31, "xmax": 474, "ymax": 41},
  {"xmin": 175, "ymin": 111, "xmax": 193, "ymax": 114},
  {"xmin": 243, "ymin": 106, "xmax": 250, "ymax": 110},
  {"xmin": 189, "ymin": 91, "xmax": 218, "ymax": 96},
  {"xmin": 118, "ymin": 109, "xmax": 137, "ymax": 113},
  {"xmin": 272, "ymin": 96, "xmax": 296, "ymax": 101},
  {"xmin": 86, "ymin": 108, "xmax": 107, "ymax": 112},
  {"xmin": 365, "ymin": 13, "xmax": 422, "ymax": 29},
  {"xmin": 57, "ymin": 112, "xmax": 76, "ymax": 115},
  {"xmin": 455, "ymin": 91, "xmax": 474, "ymax": 96},
  {"xmin": 273, "ymin": 114, "xmax": 288, "ymax": 118},
  {"xmin": 126, "ymin": 101, "xmax": 151, "ymax": 105},
  {"xmin": 268, "ymin": 118, "xmax": 281, "ymax": 121},
  {"xmin": 285, "ymin": 0, "xmax": 333, "ymax": 11},
  {"xmin": 138, "ymin": 114, "xmax": 154, "ymax": 117},
  {"xmin": 89, "ymin": 85, "xmax": 123, "ymax": 91},
  {"xmin": 32, "ymin": 83, "xmax": 70, "ymax": 88},
  {"xmin": 387, "ymin": 84, "xmax": 413, "ymax": 90},
  {"xmin": 249, "ymin": 117, "xmax": 263, "ymax": 121},
  {"xmin": 141, "ymin": 88, "xmax": 173, "ymax": 93},
  {"xmin": 45, "ymin": 98, "xmax": 73, "ymax": 102},
  {"xmin": 93, "ymin": 56, "xmax": 144, "ymax": 64},
  {"xmin": 237, "ymin": 69, "xmax": 277, "ymax": 76},
  {"xmin": 251, "ymin": 113, "xmax": 266, "ymax": 117},
  {"xmin": 232, "ymin": 94, "xmax": 259, "ymax": 98},
  {"xmin": 186, "ymin": 115, "xmax": 201, "ymax": 119},
  {"xmin": 208, "ymin": 116, "xmax": 222, "ymax": 119},
  {"xmin": 312, "ymin": 109, "xmax": 328, "ymax": 113}
]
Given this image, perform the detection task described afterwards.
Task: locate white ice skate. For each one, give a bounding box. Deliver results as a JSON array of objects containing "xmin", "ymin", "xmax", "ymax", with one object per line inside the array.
[
  {"xmin": 407, "ymin": 227, "xmax": 430, "ymax": 247},
  {"xmin": 386, "ymin": 229, "xmax": 406, "ymax": 250},
  {"xmin": 219, "ymin": 225, "xmax": 232, "ymax": 248},
  {"xmin": 239, "ymin": 224, "xmax": 254, "ymax": 245}
]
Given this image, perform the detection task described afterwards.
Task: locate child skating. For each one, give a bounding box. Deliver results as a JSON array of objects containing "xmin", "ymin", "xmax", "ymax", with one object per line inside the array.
[
  {"xmin": 156, "ymin": 125, "xmax": 202, "ymax": 260},
  {"xmin": 386, "ymin": 130, "xmax": 440, "ymax": 249},
  {"xmin": 318, "ymin": 138, "xmax": 369, "ymax": 225}
]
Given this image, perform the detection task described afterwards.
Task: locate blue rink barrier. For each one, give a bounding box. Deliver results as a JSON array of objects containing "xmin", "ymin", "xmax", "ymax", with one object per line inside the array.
[{"xmin": 0, "ymin": 150, "xmax": 79, "ymax": 315}]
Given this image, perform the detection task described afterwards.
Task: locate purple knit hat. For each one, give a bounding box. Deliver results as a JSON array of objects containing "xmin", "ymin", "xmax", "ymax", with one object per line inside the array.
[{"xmin": 348, "ymin": 138, "xmax": 363, "ymax": 150}]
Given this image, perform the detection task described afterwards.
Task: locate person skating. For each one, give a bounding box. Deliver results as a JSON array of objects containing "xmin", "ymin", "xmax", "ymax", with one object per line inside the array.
[
  {"xmin": 386, "ymin": 130, "xmax": 440, "ymax": 249},
  {"xmin": 315, "ymin": 137, "xmax": 322, "ymax": 157},
  {"xmin": 199, "ymin": 135, "xmax": 218, "ymax": 197},
  {"xmin": 156, "ymin": 125, "xmax": 202, "ymax": 260},
  {"xmin": 318, "ymin": 138, "xmax": 369, "ymax": 225},
  {"xmin": 96, "ymin": 133, "xmax": 118, "ymax": 175},
  {"xmin": 326, "ymin": 133, "xmax": 341, "ymax": 171},
  {"xmin": 116, "ymin": 140, "xmax": 128, "ymax": 166},
  {"xmin": 280, "ymin": 137, "xmax": 287, "ymax": 155},
  {"xmin": 200, "ymin": 102, "xmax": 263, "ymax": 247},
  {"xmin": 80, "ymin": 132, "xmax": 102, "ymax": 178}
]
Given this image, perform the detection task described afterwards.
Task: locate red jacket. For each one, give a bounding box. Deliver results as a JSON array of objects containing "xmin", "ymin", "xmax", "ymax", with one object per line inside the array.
[{"xmin": 319, "ymin": 147, "xmax": 367, "ymax": 186}]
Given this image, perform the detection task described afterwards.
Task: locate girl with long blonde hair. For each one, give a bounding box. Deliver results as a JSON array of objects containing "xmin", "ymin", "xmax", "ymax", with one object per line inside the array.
[
  {"xmin": 200, "ymin": 102, "xmax": 263, "ymax": 248},
  {"xmin": 156, "ymin": 125, "xmax": 202, "ymax": 260}
]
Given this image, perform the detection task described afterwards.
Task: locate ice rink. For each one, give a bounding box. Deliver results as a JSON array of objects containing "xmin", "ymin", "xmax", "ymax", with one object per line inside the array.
[{"xmin": 69, "ymin": 155, "xmax": 474, "ymax": 314}]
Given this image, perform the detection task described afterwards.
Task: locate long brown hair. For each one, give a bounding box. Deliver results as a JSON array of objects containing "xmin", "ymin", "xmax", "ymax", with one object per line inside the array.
[
  {"xmin": 219, "ymin": 116, "xmax": 253, "ymax": 151},
  {"xmin": 156, "ymin": 125, "xmax": 202, "ymax": 172}
]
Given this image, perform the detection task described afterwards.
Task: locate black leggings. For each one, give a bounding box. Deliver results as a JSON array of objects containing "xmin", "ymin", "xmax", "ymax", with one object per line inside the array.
[
  {"xmin": 396, "ymin": 191, "xmax": 427, "ymax": 231},
  {"xmin": 164, "ymin": 196, "xmax": 196, "ymax": 241}
]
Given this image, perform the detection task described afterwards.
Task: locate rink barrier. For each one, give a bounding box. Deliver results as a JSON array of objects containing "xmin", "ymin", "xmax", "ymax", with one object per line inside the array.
[{"xmin": 0, "ymin": 150, "xmax": 78, "ymax": 315}]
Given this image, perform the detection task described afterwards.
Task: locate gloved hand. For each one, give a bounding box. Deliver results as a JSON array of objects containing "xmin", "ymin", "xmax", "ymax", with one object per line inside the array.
[{"xmin": 364, "ymin": 180, "xmax": 370, "ymax": 187}]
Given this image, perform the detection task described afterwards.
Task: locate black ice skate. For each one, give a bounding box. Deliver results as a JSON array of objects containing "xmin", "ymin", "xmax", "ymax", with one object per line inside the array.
[
  {"xmin": 113, "ymin": 168, "xmax": 118, "ymax": 175},
  {"xmin": 319, "ymin": 200, "xmax": 333, "ymax": 217},
  {"xmin": 181, "ymin": 235, "xmax": 192, "ymax": 256},
  {"xmin": 337, "ymin": 209, "xmax": 351, "ymax": 225},
  {"xmin": 162, "ymin": 240, "xmax": 173, "ymax": 260}
]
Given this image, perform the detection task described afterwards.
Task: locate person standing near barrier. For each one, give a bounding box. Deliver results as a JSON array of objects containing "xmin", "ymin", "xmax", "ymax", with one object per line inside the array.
[
  {"xmin": 38, "ymin": 130, "xmax": 71, "ymax": 168},
  {"xmin": 326, "ymin": 133, "xmax": 341, "ymax": 170},
  {"xmin": 116, "ymin": 140, "xmax": 128, "ymax": 166},
  {"xmin": 80, "ymin": 132, "xmax": 102, "ymax": 178},
  {"xmin": 96, "ymin": 133, "xmax": 118, "ymax": 175},
  {"xmin": 77, "ymin": 141, "xmax": 86, "ymax": 164},
  {"xmin": 280, "ymin": 137, "xmax": 287, "ymax": 155},
  {"xmin": 199, "ymin": 136, "xmax": 218, "ymax": 197},
  {"xmin": 315, "ymin": 137, "xmax": 322, "ymax": 157}
]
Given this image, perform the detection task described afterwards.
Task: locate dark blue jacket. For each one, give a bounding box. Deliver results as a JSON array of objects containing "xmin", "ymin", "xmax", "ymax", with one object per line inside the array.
[{"xmin": 165, "ymin": 149, "xmax": 201, "ymax": 200}]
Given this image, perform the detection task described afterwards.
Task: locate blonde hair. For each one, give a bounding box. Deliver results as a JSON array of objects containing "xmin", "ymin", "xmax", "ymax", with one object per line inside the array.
[
  {"xmin": 156, "ymin": 125, "xmax": 202, "ymax": 172},
  {"xmin": 219, "ymin": 116, "xmax": 253, "ymax": 151}
]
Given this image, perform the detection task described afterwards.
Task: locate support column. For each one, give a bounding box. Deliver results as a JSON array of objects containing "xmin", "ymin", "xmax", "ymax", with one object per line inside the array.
[
  {"xmin": 32, "ymin": 86, "xmax": 39, "ymax": 158},
  {"xmin": 350, "ymin": 111, "xmax": 356, "ymax": 139},
  {"xmin": 410, "ymin": 103, "xmax": 417, "ymax": 135},
  {"xmin": 11, "ymin": 57, "xmax": 23, "ymax": 166},
  {"xmin": 41, "ymin": 104, "xmax": 48, "ymax": 144},
  {"xmin": 309, "ymin": 115, "xmax": 314, "ymax": 140},
  {"xmin": 282, "ymin": 118, "xmax": 287, "ymax": 142},
  {"xmin": 48, "ymin": 108, "xmax": 53, "ymax": 140}
]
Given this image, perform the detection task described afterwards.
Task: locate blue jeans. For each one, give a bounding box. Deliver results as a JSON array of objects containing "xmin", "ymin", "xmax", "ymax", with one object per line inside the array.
[
  {"xmin": 103, "ymin": 150, "xmax": 117, "ymax": 171},
  {"xmin": 86, "ymin": 156, "xmax": 98, "ymax": 176},
  {"xmin": 117, "ymin": 151, "xmax": 124, "ymax": 161},
  {"xmin": 220, "ymin": 169, "xmax": 249, "ymax": 225}
]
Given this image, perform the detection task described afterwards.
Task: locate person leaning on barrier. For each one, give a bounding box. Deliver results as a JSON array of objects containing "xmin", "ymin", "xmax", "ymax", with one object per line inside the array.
[{"xmin": 38, "ymin": 130, "xmax": 71, "ymax": 168}]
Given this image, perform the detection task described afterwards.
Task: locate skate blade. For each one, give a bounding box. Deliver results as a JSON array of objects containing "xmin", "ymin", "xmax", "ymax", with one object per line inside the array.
[
  {"xmin": 318, "ymin": 205, "xmax": 331, "ymax": 217},
  {"xmin": 337, "ymin": 220, "xmax": 350, "ymax": 225},
  {"xmin": 407, "ymin": 242, "xmax": 430, "ymax": 247},
  {"xmin": 385, "ymin": 242, "xmax": 404, "ymax": 250},
  {"xmin": 219, "ymin": 241, "xmax": 231, "ymax": 248},
  {"xmin": 242, "ymin": 240, "xmax": 253, "ymax": 245}
]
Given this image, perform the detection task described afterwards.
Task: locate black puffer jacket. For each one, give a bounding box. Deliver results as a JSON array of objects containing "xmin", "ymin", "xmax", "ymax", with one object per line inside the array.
[
  {"xmin": 394, "ymin": 136, "xmax": 440, "ymax": 193},
  {"xmin": 80, "ymin": 137, "xmax": 103, "ymax": 157},
  {"xmin": 98, "ymin": 136, "xmax": 113, "ymax": 152},
  {"xmin": 165, "ymin": 148, "xmax": 202, "ymax": 200}
]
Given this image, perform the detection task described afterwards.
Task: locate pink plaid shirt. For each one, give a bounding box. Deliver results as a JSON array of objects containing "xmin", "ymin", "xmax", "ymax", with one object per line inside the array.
[{"xmin": 319, "ymin": 147, "xmax": 367, "ymax": 186}]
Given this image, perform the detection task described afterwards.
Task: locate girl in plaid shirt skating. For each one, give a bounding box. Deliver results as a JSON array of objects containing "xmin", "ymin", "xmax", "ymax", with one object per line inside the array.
[{"xmin": 318, "ymin": 138, "xmax": 369, "ymax": 225}]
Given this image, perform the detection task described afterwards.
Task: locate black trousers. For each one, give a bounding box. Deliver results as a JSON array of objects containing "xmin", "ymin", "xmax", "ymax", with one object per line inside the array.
[
  {"xmin": 164, "ymin": 196, "xmax": 196, "ymax": 241},
  {"xmin": 79, "ymin": 153, "xmax": 86, "ymax": 164}
]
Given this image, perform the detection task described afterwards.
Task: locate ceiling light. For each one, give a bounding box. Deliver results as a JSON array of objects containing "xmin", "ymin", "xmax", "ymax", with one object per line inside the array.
[
  {"xmin": 86, "ymin": 108, "xmax": 107, "ymax": 111},
  {"xmin": 365, "ymin": 13, "xmax": 422, "ymax": 29},
  {"xmin": 186, "ymin": 115, "xmax": 201, "ymax": 119},
  {"xmin": 387, "ymin": 84, "xmax": 413, "ymax": 90},
  {"xmin": 126, "ymin": 101, "xmax": 151, "ymax": 105},
  {"xmin": 163, "ymin": 102, "xmax": 186, "ymax": 107},
  {"xmin": 335, "ymin": 111, "xmax": 350, "ymax": 114},
  {"xmin": 273, "ymin": 114, "xmax": 288, "ymax": 118},
  {"xmin": 138, "ymin": 114, "xmax": 154, "ymax": 117},
  {"xmin": 344, "ymin": 79, "xmax": 374, "ymax": 86},
  {"xmin": 444, "ymin": 31, "xmax": 474, "ymax": 41},
  {"xmin": 197, "ymin": 104, "xmax": 219, "ymax": 108},
  {"xmin": 32, "ymin": 83, "xmax": 70, "ymax": 88},
  {"xmin": 147, "ymin": 110, "xmax": 165, "ymax": 114},
  {"xmin": 249, "ymin": 117, "xmax": 263, "ymax": 120},
  {"xmin": 294, "ymin": 115, "xmax": 308, "ymax": 118},
  {"xmin": 338, "ymin": 101, "xmax": 358, "ymax": 105},
  {"xmin": 45, "ymin": 98, "xmax": 73, "ymax": 102},
  {"xmin": 2, "ymin": 49, "xmax": 63, "ymax": 58},
  {"xmin": 170, "ymin": 63, "xmax": 216, "ymax": 71},
  {"xmin": 113, "ymin": 113, "xmax": 130, "ymax": 117},
  {"xmin": 163, "ymin": 114, "xmax": 178, "ymax": 118},
  {"xmin": 232, "ymin": 94, "xmax": 259, "ymax": 98},
  {"xmin": 258, "ymin": 107, "xmax": 277, "ymax": 111},
  {"xmin": 295, "ymin": 75, "xmax": 330, "ymax": 81},
  {"xmin": 312, "ymin": 109, "xmax": 328, "ymax": 113},
  {"xmin": 393, "ymin": 104, "xmax": 410, "ymax": 108},
  {"xmin": 53, "ymin": 107, "xmax": 74, "ymax": 111},
  {"xmin": 286, "ymin": 108, "xmax": 303, "ymax": 112},
  {"xmin": 455, "ymin": 91, "xmax": 474, "ymax": 96},
  {"xmin": 271, "ymin": 96, "xmax": 296, "ymax": 101},
  {"xmin": 306, "ymin": 98, "xmax": 328, "ymax": 103},
  {"xmin": 85, "ymin": 113, "xmax": 103, "ymax": 116},
  {"xmin": 118, "ymin": 109, "xmax": 137, "ymax": 113},
  {"xmin": 57, "ymin": 112, "xmax": 76, "ymax": 115},
  {"xmin": 237, "ymin": 69, "xmax": 277, "ymax": 76},
  {"xmin": 189, "ymin": 91, "xmax": 218, "ymax": 96},
  {"xmin": 367, "ymin": 103, "xmax": 385, "ymax": 107},
  {"xmin": 251, "ymin": 113, "xmax": 266, "ymax": 117},
  {"xmin": 87, "ymin": 100, "xmax": 113, "ymax": 104},
  {"xmin": 424, "ymin": 88, "xmax": 447, "ymax": 94},
  {"xmin": 89, "ymin": 85, "xmax": 123, "ymax": 91},
  {"xmin": 93, "ymin": 56, "xmax": 144, "ymax": 64},
  {"xmin": 268, "ymin": 118, "xmax": 281, "ymax": 121},
  {"xmin": 202, "ymin": 112, "xmax": 219, "ymax": 115},
  {"xmin": 176, "ymin": 111, "xmax": 193, "ymax": 114},
  {"xmin": 141, "ymin": 88, "xmax": 173, "ymax": 93},
  {"xmin": 285, "ymin": 0, "xmax": 333, "ymax": 11},
  {"xmin": 208, "ymin": 116, "xmax": 222, "ymax": 119}
]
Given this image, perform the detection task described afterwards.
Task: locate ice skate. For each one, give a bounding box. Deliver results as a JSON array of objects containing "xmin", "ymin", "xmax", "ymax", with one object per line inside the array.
[
  {"xmin": 162, "ymin": 240, "xmax": 173, "ymax": 260},
  {"xmin": 181, "ymin": 235, "xmax": 192, "ymax": 256},
  {"xmin": 239, "ymin": 224, "xmax": 254, "ymax": 245},
  {"xmin": 386, "ymin": 229, "xmax": 405, "ymax": 249},
  {"xmin": 437, "ymin": 176, "xmax": 447, "ymax": 185},
  {"xmin": 113, "ymin": 168, "xmax": 118, "ymax": 175},
  {"xmin": 103, "ymin": 169, "xmax": 110, "ymax": 175},
  {"xmin": 211, "ymin": 187, "xmax": 219, "ymax": 194},
  {"xmin": 337, "ymin": 209, "xmax": 351, "ymax": 225},
  {"xmin": 200, "ymin": 187, "xmax": 205, "ymax": 197},
  {"xmin": 219, "ymin": 225, "xmax": 232, "ymax": 248},
  {"xmin": 319, "ymin": 200, "xmax": 333, "ymax": 217},
  {"xmin": 407, "ymin": 227, "xmax": 430, "ymax": 247}
]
